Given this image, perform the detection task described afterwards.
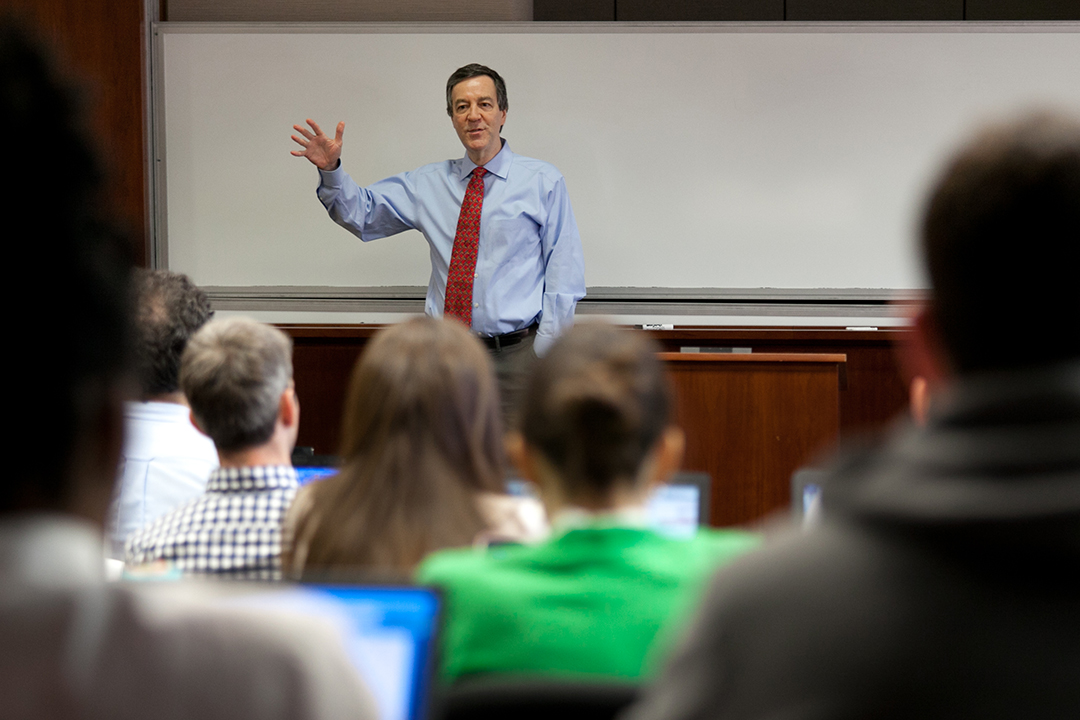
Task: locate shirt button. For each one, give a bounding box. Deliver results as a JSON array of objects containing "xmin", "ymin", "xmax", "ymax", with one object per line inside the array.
[{"xmin": 474, "ymin": 302, "xmax": 479, "ymax": 308}]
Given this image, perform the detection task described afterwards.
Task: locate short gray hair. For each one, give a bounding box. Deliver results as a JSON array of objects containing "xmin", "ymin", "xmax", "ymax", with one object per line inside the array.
[{"xmin": 180, "ymin": 317, "xmax": 293, "ymax": 452}]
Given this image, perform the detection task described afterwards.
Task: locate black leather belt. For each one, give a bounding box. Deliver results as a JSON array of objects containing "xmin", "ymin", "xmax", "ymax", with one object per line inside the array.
[{"xmin": 481, "ymin": 323, "xmax": 537, "ymax": 351}]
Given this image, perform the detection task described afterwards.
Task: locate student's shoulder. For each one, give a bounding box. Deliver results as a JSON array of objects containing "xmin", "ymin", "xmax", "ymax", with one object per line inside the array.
[
  {"xmin": 121, "ymin": 585, "xmax": 376, "ymax": 719},
  {"xmin": 668, "ymin": 527, "xmax": 762, "ymax": 567}
]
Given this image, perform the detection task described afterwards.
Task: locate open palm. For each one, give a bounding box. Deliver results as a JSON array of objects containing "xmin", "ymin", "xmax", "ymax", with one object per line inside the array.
[{"xmin": 290, "ymin": 118, "xmax": 345, "ymax": 171}]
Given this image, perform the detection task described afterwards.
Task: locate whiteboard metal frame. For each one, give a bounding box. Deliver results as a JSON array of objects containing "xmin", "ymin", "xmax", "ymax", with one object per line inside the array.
[{"xmin": 149, "ymin": 21, "xmax": 1080, "ymax": 314}]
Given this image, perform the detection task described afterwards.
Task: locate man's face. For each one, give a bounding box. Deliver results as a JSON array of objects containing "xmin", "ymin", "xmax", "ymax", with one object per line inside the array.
[{"xmin": 450, "ymin": 75, "xmax": 507, "ymax": 165}]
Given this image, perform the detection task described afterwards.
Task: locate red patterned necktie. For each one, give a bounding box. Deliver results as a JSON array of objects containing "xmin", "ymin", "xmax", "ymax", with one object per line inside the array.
[{"xmin": 444, "ymin": 166, "xmax": 487, "ymax": 328}]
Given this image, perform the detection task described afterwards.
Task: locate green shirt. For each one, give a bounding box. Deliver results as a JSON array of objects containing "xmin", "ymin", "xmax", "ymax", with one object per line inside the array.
[{"xmin": 416, "ymin": 526, "xmax": 760, "ymax": 682}]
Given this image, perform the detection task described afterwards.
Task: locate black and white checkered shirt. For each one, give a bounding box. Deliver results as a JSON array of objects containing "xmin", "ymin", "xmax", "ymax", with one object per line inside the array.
[{"xmin": 124, "ymin": 465, "xmax": 299, "ymax": 580}]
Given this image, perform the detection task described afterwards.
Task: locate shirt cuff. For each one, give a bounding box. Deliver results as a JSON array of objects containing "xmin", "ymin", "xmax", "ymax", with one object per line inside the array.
[
  {"xmin": 317, "ymin": 161, "xmax": 345, "ymax": 187},
  {"xmin": 533, "ymin": 333, "xmax": 554, "ymax": 357}
]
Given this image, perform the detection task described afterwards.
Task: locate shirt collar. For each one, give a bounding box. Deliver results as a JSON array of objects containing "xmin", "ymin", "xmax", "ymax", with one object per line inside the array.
[
  {"xmin": 458, "ymin": 138, "xmax": 512, "ymax": 181},
  {"xmin": 206, "ymin": 465, "xmax": 298, "ymax": 493},
  {"xmin": 551, "ymin": 505, "xmax": 649, "ymax": 533},
  {"xmin": 125, "ymin": 400, "xmax": 192, "ymax": 422}
]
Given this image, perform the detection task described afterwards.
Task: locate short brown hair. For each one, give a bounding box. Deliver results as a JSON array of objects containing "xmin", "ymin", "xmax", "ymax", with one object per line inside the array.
[
  {"xmin": 520, "ymin": 323, "xmax": 671, "ymax": 498},
  {"xmin": 180, "ymin": 317, "xmax": 293, "ymax": 452},
  {"xmin": 287, "ymin": 317, "xmax": 504, "ymax": 575},
  {"xmin": 922, "ymin": 111, "xmax": 1080, "ymax": 373},
  {"xmin": 445, "ymin": 63, "xmax": 508, "ymax": 116}
]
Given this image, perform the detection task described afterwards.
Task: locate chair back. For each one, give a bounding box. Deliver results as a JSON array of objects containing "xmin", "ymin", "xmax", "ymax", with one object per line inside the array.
[{"xmin": 436, "ymin": 679, "xmax": 640, "ymax": 720}]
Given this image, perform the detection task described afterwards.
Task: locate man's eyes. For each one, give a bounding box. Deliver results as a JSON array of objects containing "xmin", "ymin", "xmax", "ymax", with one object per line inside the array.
[{"xmin": 455, "ymin": 102, "xmax": 494, "ymax": 113}]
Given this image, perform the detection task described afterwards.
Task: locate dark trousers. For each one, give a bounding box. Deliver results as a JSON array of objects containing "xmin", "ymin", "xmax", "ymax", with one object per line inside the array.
[{"xmin": 489, "ymin": 331, "xmax": 537, "ymax": 431}]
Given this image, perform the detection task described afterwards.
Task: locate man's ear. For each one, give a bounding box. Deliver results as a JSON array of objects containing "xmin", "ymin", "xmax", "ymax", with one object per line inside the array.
[
  {"xmin": 279, "ymin": 380, "xmax": 299, "ymax": 429},
  {"xmin": 909, "ymin": 375, "xmax": 931, "ymax": 427},
  {"xmin": 905, "ymin": 304, "xmax": 952, "ymax": 387},
  {"xmin": 505, "ymin": 431, "xmax": 535, "ymax": 483},
  {"xmin": 189, "ymin": 410, "xmax": 209, "ymax": 437}
]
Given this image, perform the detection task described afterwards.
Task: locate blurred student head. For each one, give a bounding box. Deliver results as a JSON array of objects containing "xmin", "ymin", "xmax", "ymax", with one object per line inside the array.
[
  {"xmin": 287, "ymin": 317, "xmax": 505, "ymax": 575},
  {"xmin": 510, "ymin": 322, "xmax": 684, "ymax": 515},
  {"xmin": 132, "ymin": 269, "xmax": 213, "ymax": 400},
  {"xmin": 4, "ymin": 24, "xmax": 133, "ymax": 520},
  {"xmin": 180, "ymin": 316, "xmax": 296, "ymax": 455},
  {"xmin": 917, "ymin": 111, "xmax": 1080, "ymax": 378}
]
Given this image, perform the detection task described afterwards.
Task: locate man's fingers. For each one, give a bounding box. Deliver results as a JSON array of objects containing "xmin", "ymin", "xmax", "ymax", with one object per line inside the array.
[
  {"xmin": 290, "ymin": 150, "xmax": 306, "ymax": 157},
  {"xmin": 307, "ymin": 118, "xmax": 325, "ymax": 137},
  {"xmin": 290, "ymin": 134, "xmax": 309, "ymax": 148},
  {"xmin": 293, "ymin": 124, "xmax": 314, "ymax": 140},
  {"xmin": 334, "ymin": 121, "xmax": 345, "ymax": 143}
]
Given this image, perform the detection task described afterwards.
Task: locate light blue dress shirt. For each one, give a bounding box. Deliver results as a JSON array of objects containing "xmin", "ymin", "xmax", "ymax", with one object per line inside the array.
[{"xmin": 316, "ymin": 140, "xmax": 586, "ymax": 355}]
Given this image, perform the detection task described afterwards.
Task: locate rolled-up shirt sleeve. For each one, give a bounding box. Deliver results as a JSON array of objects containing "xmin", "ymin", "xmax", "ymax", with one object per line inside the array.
[
  {"xmin": 312, "ymin": 144, "xmax": 585, "ymax": 349},
  {"xmin": 317, "ymin": 164, "xmax": 418, "ymax": 242},
  {"xmin": 535, "ymin": 176, "xmax": 586, "ymax": 356}
]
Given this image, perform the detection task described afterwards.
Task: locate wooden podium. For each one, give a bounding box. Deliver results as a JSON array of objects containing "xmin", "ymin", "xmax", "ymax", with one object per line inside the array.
[{"xmin": 658, "ymin": 352, "xmax": 846, "ymax": 528}]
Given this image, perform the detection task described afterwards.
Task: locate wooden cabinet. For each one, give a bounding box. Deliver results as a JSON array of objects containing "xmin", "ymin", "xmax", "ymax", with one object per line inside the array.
[{"xmin": 661, "ymin": 352, "xmax": 845, "ymax": 527}]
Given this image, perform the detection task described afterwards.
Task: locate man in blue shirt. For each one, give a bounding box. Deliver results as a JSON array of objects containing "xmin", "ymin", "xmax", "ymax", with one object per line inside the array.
[{"xmin": 291, "ymin": 64, "xmax": 586, "ymax": 421}]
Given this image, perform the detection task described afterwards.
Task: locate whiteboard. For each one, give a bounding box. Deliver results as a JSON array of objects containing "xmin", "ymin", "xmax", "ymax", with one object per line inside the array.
[{"xmin": 157, "ymin": 24, "xmax": 1080, "ymax": 296}]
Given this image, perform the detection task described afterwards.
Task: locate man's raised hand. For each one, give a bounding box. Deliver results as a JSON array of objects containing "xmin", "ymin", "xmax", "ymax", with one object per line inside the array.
[{"xmin": 290, "ymin": 119, "xmax": 345, "ymax": 171}]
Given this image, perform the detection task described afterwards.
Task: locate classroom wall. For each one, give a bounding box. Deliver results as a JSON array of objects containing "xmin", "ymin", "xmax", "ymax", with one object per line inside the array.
[
  {"xmin": 4, "ymin": 0, "xmax": 1073, "ymax": 272},
  {"xmin": 0, "ymin": 0, "xmax": 147, "ymax": 265}
]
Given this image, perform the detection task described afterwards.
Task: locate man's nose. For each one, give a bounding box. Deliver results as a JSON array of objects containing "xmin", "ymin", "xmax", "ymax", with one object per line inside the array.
[{"xmin": 466, "ymin": 103, "xmax": 481, "ymax": 121}]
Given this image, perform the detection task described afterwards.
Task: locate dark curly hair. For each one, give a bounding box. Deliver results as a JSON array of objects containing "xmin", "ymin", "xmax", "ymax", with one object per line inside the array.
[{"xmin": 133, "ymin": 270, "xmax": 213, "ymax": 396}]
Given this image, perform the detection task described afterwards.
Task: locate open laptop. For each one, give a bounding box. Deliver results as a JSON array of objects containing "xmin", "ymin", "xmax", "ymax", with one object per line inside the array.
[
  {"xmin": 505, "ymin": 471, "xmax": 712, "ymax": 538},
  {"xmin": 218, "ymin": 583, "xmax": 441, "ymax": 720},
  {"xmin": 293, "ymin": 453, "xmax": 714, "ymax": 538},
  {"xmin": 645, "ymin": 471, "xmax": 712, "ymax": 538}
]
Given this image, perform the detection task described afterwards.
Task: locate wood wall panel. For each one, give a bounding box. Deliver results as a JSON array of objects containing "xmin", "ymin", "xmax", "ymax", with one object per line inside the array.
[
  {"xmin": 652, "ymin": 327, "xmax": 910, "ymax": 435},
  {"xmin": 284, "ymin": 325, "xmax": 908, "ymax": 452},
  {"xmin": 534, "ymin": 0, "xmax": 615, "ymax": 20},
  {"xmin": 966, "ymin": 0, "xmax": 1080, "ymax": 19},
  {"xmin": 288, "ymin": 327, "xmax": 378, "ymax": 456},
  {"xmin": 164, "ymin": 0, "xmax": 531, "ymax": 22},
  {"xmin": 283, "ymin": 325, "xmax": 907, "ymax": 457},
  {"xmin": 786, "ymin": 0, "xmax": 962, "ymax": 20},
  {"xmin": 617, "ymin": 0, "xmax": 782, "ymax": 21},
  {"xmin": 0, "ymin": 0, "xmax": 147, "ymax": 265},
  {"xmin": 283, "ymin": 325, "xmax": 863, "ymax": 527}
]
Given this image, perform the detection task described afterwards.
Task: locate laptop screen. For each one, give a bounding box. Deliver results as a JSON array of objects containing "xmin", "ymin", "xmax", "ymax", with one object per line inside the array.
[
  {"xmin": 295, "ymin": 466, "xmax": 338, "ymax": 484},
  {"xmin": 220, "ymin": 584, "xmax": 440, "ymax": 720},
  {"xmin": 298, "ymin": 467, "xmax": 712, "ymax": 537},
  {"xmin": 646, "ymin": 483, "xmax": 701, "ymax": 538}
]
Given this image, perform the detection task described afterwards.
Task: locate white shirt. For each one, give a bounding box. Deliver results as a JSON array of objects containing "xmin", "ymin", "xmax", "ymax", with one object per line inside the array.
[
  {"xmin": 107, "ymin": 401, "xmax": 219, "ymax": 557},
  {"xmin": 0, "ymin": 514, "xmax": 376, "ymax": 720}
]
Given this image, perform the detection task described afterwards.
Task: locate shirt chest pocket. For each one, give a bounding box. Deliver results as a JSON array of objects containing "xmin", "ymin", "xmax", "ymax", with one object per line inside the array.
[{"xmin": 484, "ymin": 213, "xmax": 543, "ymax": 261}]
